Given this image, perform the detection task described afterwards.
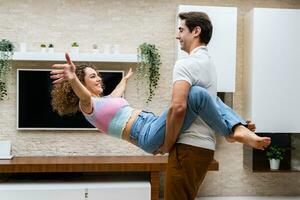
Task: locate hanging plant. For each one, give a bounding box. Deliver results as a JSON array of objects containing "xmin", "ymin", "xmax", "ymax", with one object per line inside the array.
[
  {"xmin": 136, "ymin": 43, "xmax": 161, "ymax": 103},
  {"xmin": 0, "ymin": 39, "xmax": 14, "ymax": 100}
]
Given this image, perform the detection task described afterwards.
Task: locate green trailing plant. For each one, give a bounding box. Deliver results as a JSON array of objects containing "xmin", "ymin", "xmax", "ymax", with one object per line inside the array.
[
  {"xmin": 136, "ymin": 43, "xmax": 161, "ymax": 103},
  {"xmin": 0, "ymin": 39, "xmax": 14, "ymax": 100},
  {"xmin": 40, "ymin": 43, "xmax": 46, "ymax": 48},
  {"xmin": 48, "ymin": 43, "xmax": 54, "ymax": 48},
  {"xmin": 266, "ymin": 145, "xmax": 285, "ymax": 160}
]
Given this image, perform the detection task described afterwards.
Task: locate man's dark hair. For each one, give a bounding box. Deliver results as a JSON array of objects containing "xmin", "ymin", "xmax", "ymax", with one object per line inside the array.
[{"xmin": 178, "ymin": 12, "xmax": 213, "ymax": 45}]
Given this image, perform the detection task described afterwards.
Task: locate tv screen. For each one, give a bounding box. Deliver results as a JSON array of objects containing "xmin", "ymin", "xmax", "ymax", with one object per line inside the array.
[{"xmin": 17, "ymin": 69, "xmax": 124, "ymax": 130}]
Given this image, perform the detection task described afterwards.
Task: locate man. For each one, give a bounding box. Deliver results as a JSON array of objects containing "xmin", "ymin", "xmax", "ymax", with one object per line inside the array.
[{"xmin": 159, "ymin": 12, "xmax": 269, "ymax": 200}]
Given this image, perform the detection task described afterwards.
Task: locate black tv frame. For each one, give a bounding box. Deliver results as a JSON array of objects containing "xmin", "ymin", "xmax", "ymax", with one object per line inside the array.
[{"xmin": 17, "ymin": 68, "xmax": 124, "ymax": 130}]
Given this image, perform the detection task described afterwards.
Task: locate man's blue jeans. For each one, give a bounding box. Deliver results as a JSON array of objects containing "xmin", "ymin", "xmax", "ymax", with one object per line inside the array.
[{"xmin": 130, "ymin": 86, "xmax": 246, "ymax": 153}]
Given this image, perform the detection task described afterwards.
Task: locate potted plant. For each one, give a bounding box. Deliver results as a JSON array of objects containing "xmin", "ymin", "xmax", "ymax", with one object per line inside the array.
[
  {"xmin": 71, "ymin": 42, "xmax": 79, "ymax": 53},
  {"xmin": 136, "ymin": 43, "xmax": 161, "ymax": 103},
  {"xmin": 92, "ymin": 44, "xmax": 99, "ymax": 53},
  {"xmin": 266, "ymin": 145, "xmax": 285, "ymax": 170},
  {"xmin": 0, "ymin": 39, "xmax": 14, "ymax": 100},
  {"xmin": 48, "ymin": 43, "xmax": 54, "ymax": 53},
  {"xmin": 40, "ymin": 43, "xmax": 47, "ymax": 53}
]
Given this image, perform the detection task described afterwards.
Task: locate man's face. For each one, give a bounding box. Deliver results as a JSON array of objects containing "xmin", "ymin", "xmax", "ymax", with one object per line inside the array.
[{"xmin": 176, "ymin": 20, "xmax": 193, "ymax": 53}]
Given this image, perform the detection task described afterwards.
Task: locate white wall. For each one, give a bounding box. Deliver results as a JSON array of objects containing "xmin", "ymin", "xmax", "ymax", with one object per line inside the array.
[
  {"xmin": 243, "ymin": 8, "xmax": 300, "ymax": 132},
  {"xmin": 177, "ymin": 5, "xmax": 237, "ymax": 92}
]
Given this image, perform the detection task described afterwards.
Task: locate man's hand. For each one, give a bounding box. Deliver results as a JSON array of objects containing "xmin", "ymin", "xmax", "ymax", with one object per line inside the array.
[
  {"xmin": 246, "ymin": 120, "xmax": 256, "ymax": 132},
  {"xmin": 153, "ymin": 144, "xmax": 169, "ymax": 155}
]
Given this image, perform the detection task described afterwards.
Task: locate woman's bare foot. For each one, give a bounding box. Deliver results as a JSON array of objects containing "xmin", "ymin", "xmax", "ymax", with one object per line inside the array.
[{"xmin": 227, "ymin": 125, "xmax": 271, "ymax": 150}]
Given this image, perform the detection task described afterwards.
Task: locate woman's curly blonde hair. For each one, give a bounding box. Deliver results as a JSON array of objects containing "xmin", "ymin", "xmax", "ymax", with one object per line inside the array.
[{"xmin": 51, "ymin": 63, "xmax": 97, "ymax": 116}]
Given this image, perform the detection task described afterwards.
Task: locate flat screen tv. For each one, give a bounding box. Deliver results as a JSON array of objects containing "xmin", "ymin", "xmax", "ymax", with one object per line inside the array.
[{"xmin": 17, "ymin": 69, "xmax": 124, "ymax": 130}]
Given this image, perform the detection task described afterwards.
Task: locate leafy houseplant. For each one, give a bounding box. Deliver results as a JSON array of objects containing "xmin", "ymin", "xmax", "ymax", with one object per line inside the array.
[
  {"xmin": 40, "ymin": 43, "xmax": 47, "ymax": 53},
  {"xmin": 0, "ymin": 39, "xmax": 14, "ymax": 100},
  {"xmin": 48, "ymin": 43, "xmax": 54, "ymax": 53},
  {"xmin": 92, "ymin": 44, "xmax": 99, "ymax": 53},
  {"xmin": 266, "ymin": 145, "xmax": 285, "ymax": 170},
  {"xmin": 71, "ymin": 42, "xmax": 79, "ymax": 47},
  {"xmin": 136, "ymin": 43, "xmax": 161, "ymax": 103}
]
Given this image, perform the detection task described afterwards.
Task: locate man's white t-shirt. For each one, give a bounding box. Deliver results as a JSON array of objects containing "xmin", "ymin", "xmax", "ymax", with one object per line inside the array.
[{"xmin": 173, "ymin": 46, "xmax": 217, "ymax": 150}]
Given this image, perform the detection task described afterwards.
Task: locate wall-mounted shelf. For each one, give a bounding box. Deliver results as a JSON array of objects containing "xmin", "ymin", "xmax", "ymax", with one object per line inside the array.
[
  {"xmin": 12, "ymin": 52, "xmax": 138, "ymax": 63},
  {"xmin": 243, "ymin": 133, "xmax": 292, "ymax": 172}
]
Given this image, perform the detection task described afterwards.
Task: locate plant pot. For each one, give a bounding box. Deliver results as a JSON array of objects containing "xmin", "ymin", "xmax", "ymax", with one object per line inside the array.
[
  {"xmin": 48, "ymin": 47, "xmax": 54, "ymax": 53},
  {"xmin": 92, "ymin": 49, "xmax": 99, "ymax": 54},
  {"xmin": 71, "ymin": 47, "xmax": 79, "ymax": 53},
  {"xmin": 41, "ymin": 47, "xmax": 47, "ymax": 53},
  {"xmin": 269, "ymin": 159, "xmax": 280, "ymax": 170}
]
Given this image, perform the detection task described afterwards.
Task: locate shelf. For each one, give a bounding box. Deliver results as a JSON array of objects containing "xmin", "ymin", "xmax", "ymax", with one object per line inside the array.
[
  {"xmin": 243, "ymin": 133, "xmax": 292, "ymax": 172},
  {"xmin": 12, "ymin": 52, "xmax": 138, "ymax": 63}
]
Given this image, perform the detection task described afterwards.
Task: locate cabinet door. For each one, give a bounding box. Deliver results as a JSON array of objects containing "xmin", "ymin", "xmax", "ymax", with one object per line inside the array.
[
  {"xmin": 0, "ymin": 183, "xmax": 84, "ymax": 200},
  {"xmin": 177, "ymin": 5, "xmax": 238, "ymax": 92},
  {"xmin": 88, "ymin": 182, "xmax": 151, "ymax": 200},
  {"xmin": 244, "ymin": 8, "xmax": 300, "ymax": 132}
]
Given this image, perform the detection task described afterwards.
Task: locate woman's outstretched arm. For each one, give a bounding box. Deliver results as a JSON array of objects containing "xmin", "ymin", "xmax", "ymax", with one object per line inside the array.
[
  {"xmin": 110, "ymin": 68, "xmax": 133, "ymax": 97},
  {"xmin": 50, "ymin": 53, "xmax": 93, "ymax": 114}
]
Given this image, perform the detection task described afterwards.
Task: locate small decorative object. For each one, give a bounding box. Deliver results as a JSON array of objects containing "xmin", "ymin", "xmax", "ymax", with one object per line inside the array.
[
  {"xmin": 40, "ymin": 43, "xmax": 47, "ymax": 53},
  {"xmin": 0, "ymin": 39, "xmax": 14, "ymax": 100},
  {"xmin": 103, "ymin": 44, "xmax": 111, "ymax": 54},
  {"xmin": 48, "ymin": 43, "xmax": 54, "ymax": 53},
  {"xmin": 0, "ymin": 140, "xmax": 13, "ymax": 159},
  {"xmin": 136, "ymin": 43, "xmax": 161, "ymax": 103},
  {"xmin": 19, "ymin": 42, "xmax": 27, "ymax": 52},
  {"xmin": 92, "ymin": 44, "xmax": 99, "ymax": 53},
  {"xmin": 266, "ymin": 145, "xmax": 285, "ymax": 170},
  {"xmin": 71, "ymin": 42, "xmax": 79, "ymax": 53},
  {"xmin": 111, "ymin": 44, "xmax": 120, "ymax": 54}
]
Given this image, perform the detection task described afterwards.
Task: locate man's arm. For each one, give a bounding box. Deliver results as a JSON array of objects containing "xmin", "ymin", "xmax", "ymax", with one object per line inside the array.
[{"xmin": 159, "ymin": 80, "xmax": 190, "ymax": 153}]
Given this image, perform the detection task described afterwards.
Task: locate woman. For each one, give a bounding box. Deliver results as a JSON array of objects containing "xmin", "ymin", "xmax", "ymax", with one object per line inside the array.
[{"xmin": 50, "ymin": 53, "xmax": 270, "ymax": 154}]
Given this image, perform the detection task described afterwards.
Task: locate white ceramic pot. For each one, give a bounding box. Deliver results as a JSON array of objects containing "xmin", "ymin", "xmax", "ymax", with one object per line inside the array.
[
  {"xmin": 41, "ymin": 47, "xmax": 47, "ymax": 53},
  {"xmin": 92, "ymin": 49, "xmax": 99, "ymax": 54},
  {"xmin": 71, "ymin": 47, "xmax": 79, "ymax": 53},
  {"xmin": 269, "ymin": 159, "xmax": 280, "ymax": 170},
  {"xmin": 48, "ymin": 47, "xmax": 54, "ymax": 53}
]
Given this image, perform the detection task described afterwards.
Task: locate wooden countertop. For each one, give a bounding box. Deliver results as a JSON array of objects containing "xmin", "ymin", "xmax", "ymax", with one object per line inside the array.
[{"xmin": 0, "ymin": 156, "xmax": 219, "ymax": 173}]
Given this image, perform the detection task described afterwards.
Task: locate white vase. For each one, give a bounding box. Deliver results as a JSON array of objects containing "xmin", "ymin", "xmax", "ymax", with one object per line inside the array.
[
  {"xmin": 0, "ymin": 140, "xmax": 13, "ymax": 159},
  {"xmin": 269, "ymin": 159, "xmax": 280, "ymax": 170},
  {"xmin": 19, "ymin": 42, "xmax": 27, "ymax": 52}
]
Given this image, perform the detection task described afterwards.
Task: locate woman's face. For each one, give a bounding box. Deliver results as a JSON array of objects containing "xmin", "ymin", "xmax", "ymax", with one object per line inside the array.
[{"xmin": 83, "ymin": 67, "xmax": 103, "ymax": 96}]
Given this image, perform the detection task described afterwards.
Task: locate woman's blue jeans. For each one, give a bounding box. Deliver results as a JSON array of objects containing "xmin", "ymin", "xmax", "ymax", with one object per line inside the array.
[{"xmin": 130, "ymin": 86, "xmax": 246, "ymax": 153}]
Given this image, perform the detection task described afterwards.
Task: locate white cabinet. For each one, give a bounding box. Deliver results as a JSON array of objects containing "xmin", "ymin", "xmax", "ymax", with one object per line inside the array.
[
  {"xmin": 0, "ymin": 181, "xmax": 151, "ymax": 200},
  {"xmin": 177, "ymin": 5, "xmax": 237, "ymax": 92},
  {"xmin": 243, "ymin": 8, "xmax": 300, "ymax": 133},
  {"xmin": 0, "ymin": 183, "xmax": 84, "ymax": 200}
]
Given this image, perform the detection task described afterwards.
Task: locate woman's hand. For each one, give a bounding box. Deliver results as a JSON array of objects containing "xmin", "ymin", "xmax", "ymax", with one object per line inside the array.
[
  {"xmin": 50, "ymin": 53, "xmax": 76, "ymax": 84},
  {"xmin": 124, "ymin": 68, "xmax": 133, "ymax": 80}
]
